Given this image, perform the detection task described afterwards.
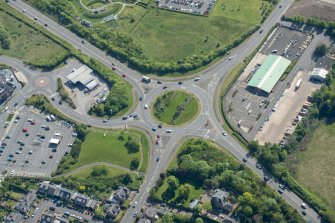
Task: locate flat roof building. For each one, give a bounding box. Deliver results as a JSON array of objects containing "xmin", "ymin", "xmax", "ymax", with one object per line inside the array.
[
  {"xmin": 67, "ymin": 65, "xmax": 99, "ymax": 91},
  {"xmin": 248, "ymin": 55, "xmax": 291, "ymax": 94}
]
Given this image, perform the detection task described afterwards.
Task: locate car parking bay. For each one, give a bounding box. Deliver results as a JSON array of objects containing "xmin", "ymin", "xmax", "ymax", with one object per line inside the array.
[{"xmin": 0, "ymin": 107, "xmax": 75, "ymax": 177}]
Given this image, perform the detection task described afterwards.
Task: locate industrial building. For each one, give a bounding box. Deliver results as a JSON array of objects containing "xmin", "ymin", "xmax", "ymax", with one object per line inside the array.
[
  {"xmin": 66, "ymin": 65, "xmax": 99, "ymax": 91},
  {"xmin": 247, "ymin": 54, "xmax": 291, "ymax": 94},
  {"xmin": 309, "ymin": 68, "xmax": 328, "ymax": 82}
]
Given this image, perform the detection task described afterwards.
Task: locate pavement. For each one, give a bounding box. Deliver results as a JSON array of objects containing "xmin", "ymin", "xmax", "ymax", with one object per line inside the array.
[{"xmin": 0, "ymin": 0, "xmax": 322, "ymax": 222}]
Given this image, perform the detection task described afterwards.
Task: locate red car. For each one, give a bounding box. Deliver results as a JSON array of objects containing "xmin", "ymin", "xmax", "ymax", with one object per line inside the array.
[
  {"xmin": 157, "ymin": 134, "xmax": 160, "ymax": 139},
  {"xmin": 155, "ymin": 140, "xmax": 159, "ymax": 145},
  {"xmin": 22, "ymin": 128, "xmax": 28, "ymax": 132},
  {"xmin": 122, "ymin": 74, "xmax": 127, "ymax": 77}
]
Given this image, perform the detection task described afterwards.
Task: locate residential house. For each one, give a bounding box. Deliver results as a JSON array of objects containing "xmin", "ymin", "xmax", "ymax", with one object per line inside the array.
[
  {"xmin": 15, "ymin": 190, "xmax": 36, "ymax": 215},
  {"xmin": 47, "ymin": 184, "xmax": 61, "ymax": 197},
  {"xmin": 40, "ymin": 212, "xmax": 55, "ymax": 223},
  {"xmin": 137, "ymin": 218, "xmax": 151, "ymax": 223},
  {"xmin": 4, "ymin": 211, "xmax": 23, "ymax": 223},
  {"xmin": 113, "ymin": 187, "xmax": 130, "ymax": 204},
  {"xmin": 59, "ymin": 188, "xmax": 73, "ymax": 202},
  {"xmin": 38, "ymin": 181, "xmax": 50, "ymax": 195},
  {"xmin": 72, "ymin": 193, "xmax": 89, "ymax": 207},
  {"xmin": 144, "ymin": 207, "xmax": 157, "ymax": 221},
  {"xmin": 106, "ymin": 204, "xmax": 120, "ymax": 219},
  {"xmin": 211, "ymin": 189, "xmax": 233, "ymax": 212}
]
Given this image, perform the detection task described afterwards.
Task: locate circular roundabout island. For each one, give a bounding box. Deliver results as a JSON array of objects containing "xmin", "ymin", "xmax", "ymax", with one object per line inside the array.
[{"xmin": 152, "ymin": 90, "xmax": 200, "ymax": 126}]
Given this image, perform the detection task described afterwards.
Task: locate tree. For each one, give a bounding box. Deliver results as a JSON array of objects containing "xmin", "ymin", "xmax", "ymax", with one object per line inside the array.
[
  {"xmin": 125, "ymin": 139, "xmax": 140, "ymax": 153},
  {"xmin": 0, "ymin": 25, "xmax": 10, "ymax": 49},
  {"xmin": 167, "ymin": 176, "xmax": 179, "ymax": 191},
  {"xmin": 195, "ymin": 218, "xmax": 204, "ymax": 223},
  {"xmin": 130, "ymin": 158, "xmax": 140, "ymax": 170},
  {"xmin": 91, "ymin": 166, "xmax": 108, "ymax": 177},
  {"xmin": 177, "ymin": 183, "xmax": 191, "ymax": 200},
  {"xmin": 159, "ymin": 213, "xmax": 174, "ymax": 223},
  {"xmin": 314, "ymin": 44, "xmax": 327, "ymax": 58}
]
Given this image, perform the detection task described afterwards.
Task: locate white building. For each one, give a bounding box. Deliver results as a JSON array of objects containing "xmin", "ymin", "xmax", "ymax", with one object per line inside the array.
[{"xmin": 67, "ymin": 65, "xmax": 99, "ymax": 91}]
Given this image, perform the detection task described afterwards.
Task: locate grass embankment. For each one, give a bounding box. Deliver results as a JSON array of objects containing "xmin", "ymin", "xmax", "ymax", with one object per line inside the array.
[
  {"xmin": 153, "ymin": 91, "xmax": 200, "ymax": 125},
  {"xmin": 0, "ymin": 9, "xmax": 69, "ymax": 68},
  {"xmin": 68, "ymin": 128, "xmax": 149, "ymax": 172},
  {"xmin": 286, "ymin": 123, "xmax": 335, "ymax": 211},
  {"xmin": 68, "ymin": 165, "xmax": 141, "ymax": 198},
  {"xmin": 56, "ymin": 78, "xmax": 76, "ymax": 109}
]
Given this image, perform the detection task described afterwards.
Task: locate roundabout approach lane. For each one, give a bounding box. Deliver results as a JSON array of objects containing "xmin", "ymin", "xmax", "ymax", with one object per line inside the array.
[{"xmin": 3, "ymin": 0, "xmax": 321, "ymax": 222}]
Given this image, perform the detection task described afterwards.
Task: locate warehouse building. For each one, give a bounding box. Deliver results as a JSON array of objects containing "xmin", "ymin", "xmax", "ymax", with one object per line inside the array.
[
  {"xmin": 247, "ymin": 55, "xmax": 291, "ymax": 95},
  {"xmin": 309, "ymin": 68, "xmax": 328, "ymax": 82},
  {"xmin": 66, "ymin": 65, "xmax": 99, "ymax": 91}
]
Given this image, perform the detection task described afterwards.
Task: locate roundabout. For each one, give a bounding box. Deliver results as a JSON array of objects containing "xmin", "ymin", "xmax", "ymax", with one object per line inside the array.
[{"xmin": 151, "ymin": 90, "xmax": 200, "ymax": 126}]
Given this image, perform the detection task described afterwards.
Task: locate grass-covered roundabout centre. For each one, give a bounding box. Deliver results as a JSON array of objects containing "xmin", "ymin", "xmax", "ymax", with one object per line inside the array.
[{"xmin": 152, "ymin": 90, "xmax": 200, "ymax": 126}]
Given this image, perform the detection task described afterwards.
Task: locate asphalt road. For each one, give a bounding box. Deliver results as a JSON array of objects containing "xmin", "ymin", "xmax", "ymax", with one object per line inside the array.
[{"xmin": 1, "ymin": 0, "xmax": 322, "ymax": 222}]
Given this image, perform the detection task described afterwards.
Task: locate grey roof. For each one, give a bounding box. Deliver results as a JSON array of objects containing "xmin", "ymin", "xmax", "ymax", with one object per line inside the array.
[
  {"xmin": 47, "ymin": 184, "xmax": 61, "ymax": 197},
  {"xmin": 106, "ymin": 204, "xmax": 120, "ymax": 218},
  {"xmin": 15, "ymin": 190, "xmax": 36, "ymax": 214},
  {"xmin": 66, "ymin": 65, "xmax": 94, "ymax": 85},
  {"xmin": 38, "ymin": 181, "xmax": 50, "ymax": 194},
  {"xmin": 144, "ymin": 207, "xmax": 157, "ymax": 219},
  {"xmin": 59, "ymin": 188, "xmax": 72, "ymax": 201},
  {"xmin": 212, "ymin": 189, "xmax": 229, "ymax": 200},
  {"xmin": 72, "ymin": 193, "xmax": 89, "ymax": 207},
  {"xmin": 137, "ymin": 218, "xmax": 151, "ymax": 223},
  {"xmin": 189, "ymin": 199, "xmax": 199, "ymax": 209},
  {"xmin": 4, "ymin": 211, "xmax": 23, "ymax": 223},
  {"xmin": 40, "ymin": 212, "xmax": 55, "ymax": 223}
]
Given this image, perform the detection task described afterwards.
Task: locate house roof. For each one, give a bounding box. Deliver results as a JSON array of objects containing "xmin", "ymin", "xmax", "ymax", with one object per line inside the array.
[{"xmin": 248, "ymin": 54, "xmax": 291, "ymax": 93}]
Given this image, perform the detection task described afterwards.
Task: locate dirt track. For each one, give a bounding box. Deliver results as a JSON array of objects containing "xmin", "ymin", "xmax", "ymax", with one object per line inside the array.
[{"xmin": 285, "ymin": 0, "xmax": 335, "ymax": 22}]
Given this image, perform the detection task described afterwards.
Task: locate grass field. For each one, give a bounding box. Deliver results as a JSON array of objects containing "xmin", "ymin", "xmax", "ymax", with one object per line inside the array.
[
  {"xmin": 153, "ymin": 91, "xmax": 200, "ymax": 125},
  {"xmin": 286, "ymin": 123, "xmax": 335, "ymax": 211},
  {"xmin": 65, "ymin": 0, "xmax": 271, "ymax": 62},
  {"xmin": 0, "ymin": 10, "xmax": 69, "ymax": 66},
  {"xmin": 70, "ymin": 128, "xmax": 149, "ymax": 171},
  {"xmin": 129, "ymin": 0, "xmax": 267, "ymax": 61}
]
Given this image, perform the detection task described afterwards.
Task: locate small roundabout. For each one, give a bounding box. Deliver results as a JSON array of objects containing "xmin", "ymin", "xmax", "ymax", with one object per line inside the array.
[{"xmin": 151, "ymin": 90, "xmax": 200, "ymax": 126}]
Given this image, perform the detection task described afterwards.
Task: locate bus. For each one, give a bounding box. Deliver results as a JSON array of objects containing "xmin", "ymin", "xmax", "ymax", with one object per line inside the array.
[{"xmin": 141, "ymin": 75, "xmax": 151, "ymax": 83}]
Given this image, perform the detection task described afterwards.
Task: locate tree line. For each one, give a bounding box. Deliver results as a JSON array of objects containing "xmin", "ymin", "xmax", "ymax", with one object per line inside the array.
[{"xmin": 150, "ymin": 139, "xmax": 304, "ymax": 223}]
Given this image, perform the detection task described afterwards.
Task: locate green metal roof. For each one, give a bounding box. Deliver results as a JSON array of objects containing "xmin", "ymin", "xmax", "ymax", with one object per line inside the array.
[{"xmin": 248, "ymin": 54, "xmax": 291, "ymax": 93}]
